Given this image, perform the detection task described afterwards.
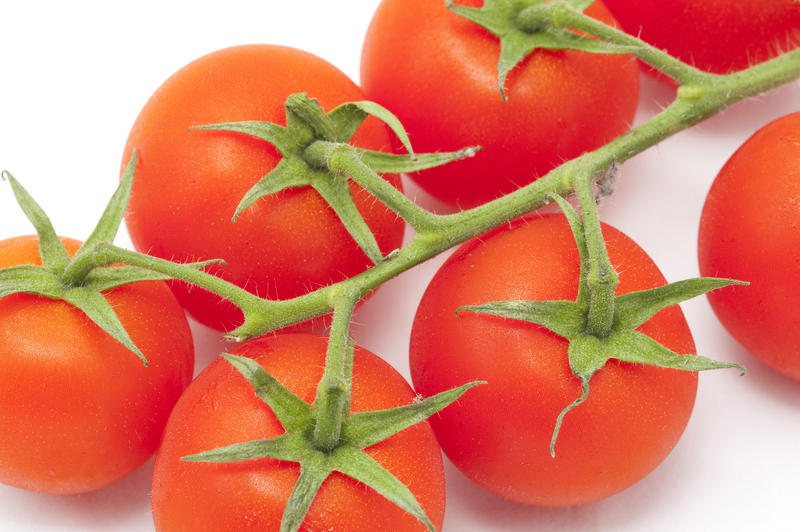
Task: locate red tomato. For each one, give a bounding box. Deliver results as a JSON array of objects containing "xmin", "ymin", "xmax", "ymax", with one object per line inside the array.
[
  {"xmin": 152, "ymin": 333, "xmax": 445, "ymax": 531},
  {"xmin": 0, "ymin": 236, "xmax": 194, "ymax": 494},
  {"xmin": 122, "ymin": 45, "xmax": 405, "ymax": 332},
  {"xmin": 698, "ymin": 112, "xmax": 800, "ymax": 381},
  {"xmin": 410, "ymin": 215, "xmax": 697, "ymax": 506},
  {"xmin": 360, "ymin": 0, "xmax": 639, "ymax": 208},
  {"xmin": 603, "ymin": 0, "xmax": 800, "ymax": 74}
]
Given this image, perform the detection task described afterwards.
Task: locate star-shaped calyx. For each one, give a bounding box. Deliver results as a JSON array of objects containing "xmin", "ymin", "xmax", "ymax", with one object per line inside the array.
[
  {"xmin": 192, "ymin": 93, "xmax": 479, "ymax": 262},
  {"xmin": 0, "ymin": 153, "xmax": 219, "ymax": 364},
  {"xmin": 446, "ymin": 0, "xmax": 638, "ymax": 99},
  {"xmin": 183, "ymin": 350, "xmax": 480, "ymax": 532},
  {"xmin": 457, "ymin": 194, "xmax": 746, "ymax": 456}
]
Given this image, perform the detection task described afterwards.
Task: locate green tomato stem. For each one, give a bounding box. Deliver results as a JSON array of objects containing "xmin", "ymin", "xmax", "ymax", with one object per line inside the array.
[
  {"xmin": 573, "ymin": 176, "xmax": 617, "ymax": 337},
  {"xmin": 311, "ymin": 290, "xmax": 359, "ymax": 452},
  {"xmin": 93, "ymin": 243, "xmax": 268, "ymax": 323}
]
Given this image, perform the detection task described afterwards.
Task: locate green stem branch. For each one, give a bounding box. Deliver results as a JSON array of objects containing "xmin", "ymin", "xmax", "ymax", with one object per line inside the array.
[
  {"xmin": 88, "ymin": 49, "xmax": 800, "ymax": 342},
  {"xmin": 93, "ymin": 243, "xmax": 269, "ymax": 324}
]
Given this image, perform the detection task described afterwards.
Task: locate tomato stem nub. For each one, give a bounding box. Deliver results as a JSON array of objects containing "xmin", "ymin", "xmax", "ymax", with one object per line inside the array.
[
  {"xmin": 574, "ymin": 176, "xmax": 618, "ymax": 337},
  {"xmin": 311, "ymin": 291, "xmax": 359, "ymax": 452}
]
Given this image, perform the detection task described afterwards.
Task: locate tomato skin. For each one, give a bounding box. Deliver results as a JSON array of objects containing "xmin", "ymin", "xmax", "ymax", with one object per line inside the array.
[
  {"xmin": 603, "ymin": 0, "xmax": 800, "ymax": 75},
  {"xmin": 152, "ymin": 333, "xmax": 445, "ymax": 531},
  {"xmin": 360, "ymin": 0, "xmax": 639, "ymax": 208},
  {"xmin": 123, "ymin": 44, "xmax": 405, "ymax": 332},
  {"xmin": 409, "ymin": 215, "xmax": 697, "ymax": 506},
  {"xmin": 0, "ymin": 235, "xmax": 194, "ymax": 494},
  {"xmin": 698, "ymin": 112, "xmax": 800, "ymax": 381}
]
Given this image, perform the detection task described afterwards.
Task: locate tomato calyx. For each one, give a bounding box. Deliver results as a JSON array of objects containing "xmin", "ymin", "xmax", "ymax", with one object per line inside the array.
[
  {"xmin": 193, "ymin": 93, "xmax": 478, "ymax": 261},
  {"xmin": 183, "ymin": 353, "xmax": 475, "ymax": 532},
  {"xmin": 446, "ymin": 0, "xmax": 637, "ymax": 99},
  {"xmin": 457, "ymin": 194, "xmax": 745, "ymax": 456},
  {"xmin": 0, "ymin": 154, "xmax": 219, "ymax": 365}
]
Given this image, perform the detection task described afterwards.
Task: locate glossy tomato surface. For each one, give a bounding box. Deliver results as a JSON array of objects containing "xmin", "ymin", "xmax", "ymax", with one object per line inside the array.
[
  {"xmin": 603, "ymin": 0, "xmax": 800, "ymax": 74},
  {"xmin": 360, "ymin": 0, "xmax": 639, "ymax": 208},
  {"xmin": 152, "ymin": 333, "xmax": 445, "ymax": 531},
  {"xmin": 698, "ymin": 112, "xmax": 800, "ymax": 381},
  {"xmin": 123, "ymin": 44, "xmax": 405, "ymax": 332},
  {"xmin": 410, "ymin": 215, "xmax": 698, "ymax": 506},
  {"xmin": 0, "ymin": 236, "xmax": 194, "ymax": 494}
]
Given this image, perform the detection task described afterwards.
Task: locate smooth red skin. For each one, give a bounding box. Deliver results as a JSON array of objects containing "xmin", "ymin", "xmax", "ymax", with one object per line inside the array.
[
  {"xmin": 360, "ymin": 0, "xmax": 639, "ymax": 209},
  {"xmin": 152, "ymin": 334, "xmax": 445, "ymax": 531},
  {"xmin": 410, "ymin": 215, "xmax": 698, "ymax": 506},
  {"xmin": 603, "ymin": 0, "xmax": 800, "ymax": 75},
  {"xmin": 0, "ymin": 236, "xmax": 194, "ymax": 494},
  {"xmin": 699, "ymin": 112, "xmax": 800, "ymax": 381},
  {"xmin": 123, "ymin": 45, "xmax": 405, "ymax": 332}
]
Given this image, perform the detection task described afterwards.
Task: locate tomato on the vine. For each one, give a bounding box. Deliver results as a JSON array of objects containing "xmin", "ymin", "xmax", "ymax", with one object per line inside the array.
[
  {"xmin": 410, "ymin": 214, "xmax": 698, "ymax": 506},
  {"xmin": 0, "ymin": 236, "xmax": 194, "ymax": 494},
  {"xmin": 122, "ymin": 44, "xmax": 405, "ymax": 332},
  {"xmin": 151, "ymin": 333, "xmax": 445, "ymax": 531},
  {"xmin": 360, "ymin": 0, "xmax": 639, "ymax": 208},
  {"xmin": 603, "ymin": 0, "xmax": 800, "ymax": 75},
  {"xmin": 699, "ymin": 112, "xmax": 800, "ymax": 381}
]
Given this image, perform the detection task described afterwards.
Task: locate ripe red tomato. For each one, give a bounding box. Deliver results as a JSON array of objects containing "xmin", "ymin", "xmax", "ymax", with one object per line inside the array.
[
  {"xmin": 698, "ymin": 112, "xmax": 800, "ymax": 381},
  {"xmin": 410, "ymin": 214, "xmax": 697, "ymax": 506},
  {"xmin": 360, "ymin": 0, "xmax": 639, "ymax": 208},
  {"xmin": 151, "ymin": 333, "xmax": 445, "ymax": 531},
  {"xmin": 122, "ymin": 45, "xmax": 405, "ymax": 332},
  {"xmin": 0, "ymin": 236, "xmax": 194, "ymax": 494},
  {"xmin": 603, "ymin": 0, "xmax": 800, "ymax": 74}
]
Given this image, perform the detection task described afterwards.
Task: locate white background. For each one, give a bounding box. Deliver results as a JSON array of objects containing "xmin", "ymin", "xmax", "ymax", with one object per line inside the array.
[{"xmin": 0, "ymin": 1, "xmax": 799, "ymax": 531}]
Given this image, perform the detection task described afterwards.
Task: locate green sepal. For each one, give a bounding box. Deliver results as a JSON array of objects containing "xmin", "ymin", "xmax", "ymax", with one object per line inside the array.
[
  {"xmin": 614, "ymin": 277, "xmax": 748, "ymax": 330},
  {"xmin": 233, "ymin": 158, "xmax": 312, "ymax": 222},
  {"xmin": 222, "ymin": 353, "xmax": 314, "ymax": 432},
  {"xmin": 329, "ymin": 100, "xmax": 416, "ymax": 157},
  {"xmin": 447, "ymin": 0, "xmax": 519, "ymax": 36},
  {"xmin": 356, "ymin": 146, "xmax": 480, "ymax": 174},
  {"xmin": 2, "ymin": 171, "xmax": 71, "ymax": 272},
  {"xmin": 606, "ymin": 329, "xmax": 746, "ymax": 375},
  {"xmin": 62, "ymin": 287, "xmax": 148, "ymax": 365},
  {"xmin": 342, "ymin": 381, "xmax": 483, "ymax": 449},
  {"xmin": 81, "ymin": 151, "xmax": 137, "ymax": 251},
  {"xmin": 312, "ymin": 172, "xmax": 384, "ymax": 264},
  {"xmin": 550, "ymin": 334, "xmax": 607, "ymax": 456},
  {"xmin": 448, "ymin": 0, "xmax": 635, "ymax": 100},
  {"xmin": 280, "ymin": 460, "xmax": 332, "ymax": 532},
  {"xmin": 330, "ymin": 446, "xmax": 437, "ymax": 532},
  {"xmin": 549, "ymin": 193, "xmax": 590, "ymax": 307},
  {"xmin": 0, "ymin": 265, "xmax": 64, "ymax": 299},
  {"xmin": 181, "ymin": 432, "xmax": 310, "ymax": 464},
  {"xmin": 191, "ymin": 121, "xmax": 297, "ymax": 157},
  {"xmin": 457, "ymin": 300, "xmax": 584, "ymax": 339}
]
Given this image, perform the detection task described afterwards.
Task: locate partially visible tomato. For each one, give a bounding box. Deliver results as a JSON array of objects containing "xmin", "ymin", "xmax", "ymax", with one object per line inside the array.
[
  {"xmin": 410, "ymin": 215, "xmax": 697, "ymax": 506},
  {"xmin": 360, "ymin": 0, "xmax": 639, "ymax": 208},
  {"xmin": 603, "ymin": 0, "xmax": 800, "ymax": 75},
  {"xmin": 123, "ymin": 44, "xmax": 405, "ymax": 332},
  {"xmin": 699, "ymin": 112, "xmax": 800, "ymax": 381},
  {"xmin": 0, "ymin": 235, "xmax": 194, "ymax": 494},
  {"xmin": 152, "ymin": 333, "xmax": 445, "ymax": 531}
]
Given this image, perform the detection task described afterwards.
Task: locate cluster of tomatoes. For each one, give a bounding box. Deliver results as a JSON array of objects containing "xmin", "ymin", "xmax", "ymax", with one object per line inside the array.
[{"xmin": 1, "ymin": 1, "xmax": 799, "ymax": 531}]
